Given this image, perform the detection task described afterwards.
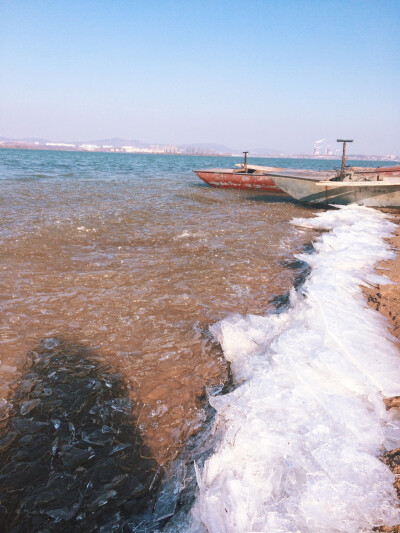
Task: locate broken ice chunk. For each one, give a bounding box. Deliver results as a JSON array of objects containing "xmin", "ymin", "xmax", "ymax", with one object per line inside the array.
[
  {"xmin": 153, "ymin": 461, "xmax": 185, "ymax": 522},
  {"xmin": 44, "ymin": 338, "xmax": 59, "ymax": 350},
  {"xmin": 20, "ymin": 400, "xmax": 40, "ymax": 416}
]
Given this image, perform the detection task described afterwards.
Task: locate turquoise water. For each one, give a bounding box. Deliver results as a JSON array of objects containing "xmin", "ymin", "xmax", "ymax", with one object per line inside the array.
[{"xmin": 0, "ymin": 148, "xmax": 393, "ymax": 182}]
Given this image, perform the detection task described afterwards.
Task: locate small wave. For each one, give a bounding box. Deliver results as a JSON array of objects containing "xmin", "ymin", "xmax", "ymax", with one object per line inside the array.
[
  {"xmin": 14, "ymin": 174, "xmax": 58, "ymax": 181},
  {"xmin": 173, "ymin": 231, "xmax": 207, "ymax": 240},
  {"xmin": 191, "ymin": 205, "xmax": 400, "ymax": 532}
]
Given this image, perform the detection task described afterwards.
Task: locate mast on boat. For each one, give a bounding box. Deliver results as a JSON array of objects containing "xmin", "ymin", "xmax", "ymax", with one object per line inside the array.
[
  {"xmin": 337, "ymin": 139, "xmax": 353, "ymax": 180},
  {"xmin": 243, "ymin": 151, "xmax": 248, "ymax": 173}
]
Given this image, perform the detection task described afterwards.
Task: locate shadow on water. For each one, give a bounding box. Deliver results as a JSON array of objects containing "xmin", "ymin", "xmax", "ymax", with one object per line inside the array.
[
  {"xmin": 0, "ymin": 339, "xmax": 192, "ymax": 532},
  {"xmin": 188, "ymin": 184, "xmax": 301, "ymax": 204},
  {"xmin": 244, "ymin": 193, "xmax": 301, "ymax": 205},
  {"xmin": 189, "ymin": 182, "xmax": 210, "ymax": 189},
  {"xmin": 188, "ymin": 183, "xmax": 336, "ymax": 208},
  {"xmin": 244, "ymin": 194, "xmax": 341, "ymax": 209}
]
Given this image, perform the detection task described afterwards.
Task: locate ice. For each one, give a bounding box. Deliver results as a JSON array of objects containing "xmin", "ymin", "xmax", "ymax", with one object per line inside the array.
[
  {"xmin": 191, "ymin": 205, "xmax": 400, "ymax": 532},
  {"xmin": 153, "ymin": 461, "xmax": 185, "ymax": 522},
  {"xmin": 19, "ymin": 399, "xmax": 40, "ymax": 415},
  {"xmin": 0, "ymin": 339, "xmax": 163, "ymax": 531},
  {"xmin": 44, "ymin": 337, "xmax": 59, "ymax": 349}
]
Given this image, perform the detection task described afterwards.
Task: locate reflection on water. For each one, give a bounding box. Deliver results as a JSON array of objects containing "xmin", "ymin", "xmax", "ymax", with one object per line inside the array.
[{"xmin": 0, "ymin": 150, "xmax": 320, "ymax": 468}]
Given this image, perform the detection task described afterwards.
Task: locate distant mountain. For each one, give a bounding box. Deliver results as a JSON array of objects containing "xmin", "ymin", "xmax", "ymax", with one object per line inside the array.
[
  {"xmin": 0, "ymin": 136, "xmax": 283, "ymax": 156},
  {"xmin": 79, "ymin": 138, "xmax": 149, "ymax": 148},
  {"xmin": 182, "ymin": 144, "xmax": 283, "ymax": 156},
  {"xmin": 20, "ymin": 137, "xmax": 49, "ymax": 145},
  {"xmin": 180, "ymin": 143, "xmax": 237, "ymax": 154},
  {"xmin": 248, "ymin": 147, "xmax": 283, "ymax": 156},
  {"xmin": 73, "ymin": 140, "xmax": 283, "ymax": 155},
  {"xmin": 0, "ymin": 137, "xmax": 49, "ymax": 145}
]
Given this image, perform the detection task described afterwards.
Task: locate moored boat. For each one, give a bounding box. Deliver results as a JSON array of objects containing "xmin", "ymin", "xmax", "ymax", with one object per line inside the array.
[
  {"xmin": 194, "ymin": 143, "xmax": 400, "ymax": 206},
  {"xmin": 193, "ymin": 166, "xmax": 284, "ymax": 192},
  {"xmin": 269, "ymin": 166, "xmax": 400, "ymax": 207}
]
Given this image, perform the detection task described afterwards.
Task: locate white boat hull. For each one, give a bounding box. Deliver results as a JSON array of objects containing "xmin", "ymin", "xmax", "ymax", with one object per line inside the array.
[{"xmin": 271, "ymin": 175, "xmax": 400, "ymax": 207}]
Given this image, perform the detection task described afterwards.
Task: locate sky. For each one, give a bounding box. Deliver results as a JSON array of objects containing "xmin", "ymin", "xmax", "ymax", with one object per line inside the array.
[{"xmin": 0, "ymin": 0, "xmax": 399, "ymax": 155}]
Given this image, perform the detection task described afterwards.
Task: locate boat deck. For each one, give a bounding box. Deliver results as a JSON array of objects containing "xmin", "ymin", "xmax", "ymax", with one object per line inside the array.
[
  {"xmin": 195, "ymin": 167, "xmax": 282, "ymax": 175},
  {"xmin": 268, "ymin": 169, "xmax": 337, "ymax": 181},
  {"xmin": 268, "ymin": 169, "xmax": 400, "ymax": 184}
]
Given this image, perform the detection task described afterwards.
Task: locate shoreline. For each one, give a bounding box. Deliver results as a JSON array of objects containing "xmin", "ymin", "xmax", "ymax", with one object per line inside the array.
[
  {"xmin": 365, "ymin": 221, "xmax": 400, "ymax": 344},
  {"xmin": 365, "ymin": 216, "xmax": 400, "ymax": 532},
  {"xmin": 0, "ymin": 145, "xmax": 397, "ymax": 162},
  {"xmin": 194, "ymin": 206, "xmax": 400, "ymax": 531}
]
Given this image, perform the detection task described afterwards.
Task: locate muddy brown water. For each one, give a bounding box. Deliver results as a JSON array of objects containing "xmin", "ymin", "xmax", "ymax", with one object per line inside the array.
[
  {"xmin": 0, "ymin": 152, "xmax": 320, "ymax": 471},
  {"xmin": 1, "ymin": 152, "xmax": 340, "ymax": 517}
]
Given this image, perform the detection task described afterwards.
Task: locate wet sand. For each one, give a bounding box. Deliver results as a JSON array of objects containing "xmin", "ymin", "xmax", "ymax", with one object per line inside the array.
[
  {"xmin": 365, "ymin": 221, "xmax": 400, "ymax": 343},
  {"xmin": 365, "ymin": 215, "xmax": 400, "ymax": 533}
]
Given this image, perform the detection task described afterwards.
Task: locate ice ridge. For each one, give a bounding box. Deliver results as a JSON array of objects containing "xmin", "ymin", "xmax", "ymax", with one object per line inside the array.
[{"xmin": 190, "ymin": 205, "xmax": 400, "ymax": 533}]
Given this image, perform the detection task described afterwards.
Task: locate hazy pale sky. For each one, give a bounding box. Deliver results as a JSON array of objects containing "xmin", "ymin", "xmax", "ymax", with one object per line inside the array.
[{"xmin": 1, "ymin": 0, "xmax": 399, "ymax": 154}]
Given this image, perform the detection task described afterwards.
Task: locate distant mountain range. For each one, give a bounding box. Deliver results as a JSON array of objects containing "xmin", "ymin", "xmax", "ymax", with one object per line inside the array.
[
  {"xmin": 80, "ymin": 138, "xmax": 149, "ymax": 148},
  {"xmin": 0, "ymin": 137, "xmax": 282, "ymax": 156},
  {"xmin": 1, "ymin": 137, "xmax": 50, "ymax": 144},
  {"xmin": 180, "ymin": 144, "xmax": 283, "ymax": 156},
  {"xmin": 1, "ymin": 137, "xmax": 397, "ymax": 160},
  {"xmin": 180, "ymin": 143, "xmax": 235, "ymax": 153}
]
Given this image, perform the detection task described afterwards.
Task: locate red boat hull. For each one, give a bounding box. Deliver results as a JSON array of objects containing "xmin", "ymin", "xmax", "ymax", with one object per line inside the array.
[{"xmin": 194, "ymin": 169, "xmax": 283, "ymax": 192}]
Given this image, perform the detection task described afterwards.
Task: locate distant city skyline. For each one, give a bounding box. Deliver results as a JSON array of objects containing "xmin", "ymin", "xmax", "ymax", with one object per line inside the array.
[
  {"xmin": 1, "ymin": 1, "xmax": 399, "ymax": 155},
  {"xmin": 1, "ymin": 135, "xmax": 398, "ymax": 160}
]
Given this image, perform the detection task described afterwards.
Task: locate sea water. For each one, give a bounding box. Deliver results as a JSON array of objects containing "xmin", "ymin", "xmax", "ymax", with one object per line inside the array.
[{"xmin": 0, "ymin": 148, "xmax": 398, "ymax": 530}]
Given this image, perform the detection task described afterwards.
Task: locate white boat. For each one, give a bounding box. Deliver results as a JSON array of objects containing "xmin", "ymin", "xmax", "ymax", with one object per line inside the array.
[{"xmin": 268, "ymin": 166, "xmax": 400, "ymax": 207}]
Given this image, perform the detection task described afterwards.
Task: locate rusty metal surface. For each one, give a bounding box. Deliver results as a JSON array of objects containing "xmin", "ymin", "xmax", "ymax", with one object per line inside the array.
[{"xmin": 193, "ymin": 169, "xmax": 283, "ymax": 192}]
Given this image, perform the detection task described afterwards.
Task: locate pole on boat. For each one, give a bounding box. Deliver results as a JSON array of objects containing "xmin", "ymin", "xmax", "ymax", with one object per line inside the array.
[
  {"xmin": 337, "ymin": 139, "xmax": 353, "ymax": 180},
  {"xmin": 243, "ymin": 151, "xmax": 248, "ymax": 173}
]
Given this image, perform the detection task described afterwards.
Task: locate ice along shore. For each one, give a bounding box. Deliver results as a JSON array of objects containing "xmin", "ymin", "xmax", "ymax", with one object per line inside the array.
[{"xmin": 189, "ymin": 205, "xmax": 400, "ymax": 533}]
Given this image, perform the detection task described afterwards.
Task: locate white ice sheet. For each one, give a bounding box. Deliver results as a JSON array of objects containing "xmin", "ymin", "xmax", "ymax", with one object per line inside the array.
[{"xmin": 190, "ymin": 205, "xmax": 400, "ymax": 533}]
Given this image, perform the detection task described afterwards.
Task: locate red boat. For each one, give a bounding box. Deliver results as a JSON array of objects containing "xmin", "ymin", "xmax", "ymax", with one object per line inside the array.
[{"xmin": 193, "ymin": 166, "xmax": 284, "ymax": 192}]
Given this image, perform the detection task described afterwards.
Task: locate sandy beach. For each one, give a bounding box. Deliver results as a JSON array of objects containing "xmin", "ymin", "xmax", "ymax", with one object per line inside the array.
[
  {"xmin": 365, "ymin": 216, "xmax": 400, "ymax": 532},
  {"xmin": 365, "ymin": 221, "xmax": 400, "ymax": 344}
]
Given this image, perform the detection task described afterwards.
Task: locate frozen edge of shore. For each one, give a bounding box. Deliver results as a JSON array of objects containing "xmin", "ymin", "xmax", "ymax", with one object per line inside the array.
[{"xmin": 189, "ymin": 205, "xmax": 400, "ymax": 533}]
